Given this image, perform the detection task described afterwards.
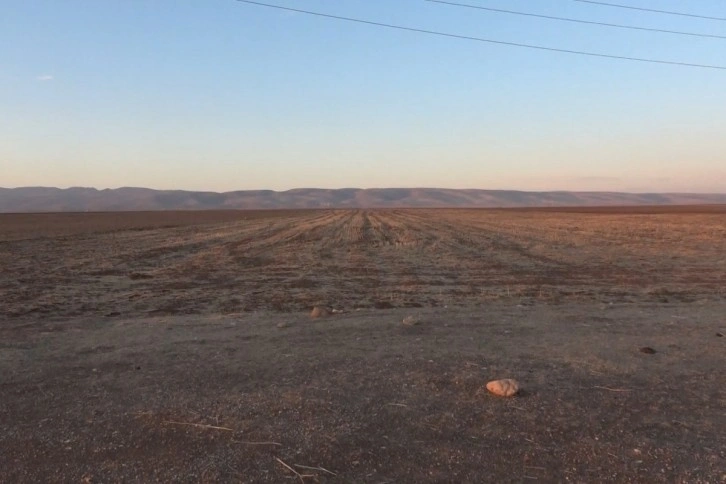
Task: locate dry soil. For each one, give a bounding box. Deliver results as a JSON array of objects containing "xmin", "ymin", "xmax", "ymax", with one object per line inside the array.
[{"xmin": 1, "ymin": 208, "xmax": 725, "ymax": 482}]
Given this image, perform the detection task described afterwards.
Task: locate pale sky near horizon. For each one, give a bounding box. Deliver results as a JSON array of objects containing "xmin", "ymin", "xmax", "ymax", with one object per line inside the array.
[{"xmin": 2, "ymin": 0, "xmax": 725, "ymax": 193}]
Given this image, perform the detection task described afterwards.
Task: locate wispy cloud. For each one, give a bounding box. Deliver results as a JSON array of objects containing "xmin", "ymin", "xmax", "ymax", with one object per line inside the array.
[{"xmin": 36, "ymin": 74, "xmax": 54, "ymax": 81}]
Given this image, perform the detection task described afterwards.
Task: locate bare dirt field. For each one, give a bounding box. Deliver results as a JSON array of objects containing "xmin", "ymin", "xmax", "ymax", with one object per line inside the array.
[{"xmin": 1, "ymin": 208, "xmax": 725, "ymax": 482}]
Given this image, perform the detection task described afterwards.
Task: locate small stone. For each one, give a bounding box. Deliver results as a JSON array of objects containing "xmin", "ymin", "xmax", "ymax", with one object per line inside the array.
[
  {"xmin": 402, "ymin": 315, "xmax": 420, "ymax": 326},
  {"xmin": 639, "ymin": 346, "xmax": 657, "ymax": 354},
  {"xmin": 310, "ymin": 306, "xmax": 331, "ymax": 318},
  {"xmin": 276, "ymin": 322, "xmax": 289, "ymax": 329},
  {"xmin": 486, "ymin": 379, "xmax": 520, "ymax": 397},
  {"xmin": 716, "ymin": 332, "xmax": 723, "ymax": 338}
]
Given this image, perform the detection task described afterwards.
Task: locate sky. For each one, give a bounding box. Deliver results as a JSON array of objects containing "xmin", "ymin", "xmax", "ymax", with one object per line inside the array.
[{"xmin": 1, "ymin": 0, "xmax": 725, "ymax": 193}]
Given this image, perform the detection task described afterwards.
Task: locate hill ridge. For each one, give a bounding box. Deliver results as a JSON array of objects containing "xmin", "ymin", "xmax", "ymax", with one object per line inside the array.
[{"xmin": 1, "ymin": 186, "xmax": 725, "ymax": 212}]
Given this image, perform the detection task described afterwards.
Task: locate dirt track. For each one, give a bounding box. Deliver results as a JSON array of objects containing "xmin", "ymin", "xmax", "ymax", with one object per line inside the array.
[{"xmin": 1, "ymin": 209, "xmax": 725, "ymax": 482}]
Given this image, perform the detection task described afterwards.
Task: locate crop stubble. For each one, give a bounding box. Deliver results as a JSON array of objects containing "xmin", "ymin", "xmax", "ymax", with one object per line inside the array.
[
  {"xmin": 1, "ymin": 208, "xmax": 725, "ymax": 482},
  {"xmin": 1, "ymin": 208, "xmax": 724, "ymax": 319}
]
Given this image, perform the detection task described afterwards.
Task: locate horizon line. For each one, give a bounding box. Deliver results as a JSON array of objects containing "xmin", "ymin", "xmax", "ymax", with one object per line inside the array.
[{"xmin": 3, "ymin": 186, "xmax": 726, "ymax": 196}]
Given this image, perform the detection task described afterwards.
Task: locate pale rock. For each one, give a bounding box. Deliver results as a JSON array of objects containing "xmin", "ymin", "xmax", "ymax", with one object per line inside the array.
[
  {"xmin": 310, "ymin": 306, "xmax": 331, "ymax": 318},
  {"xmin": 486, "ymin": 378, "xmax": 520, "ymax": 397},
  {"xmin": 402, "ymin": 315, "xmax": 421, "ymax": 326}
]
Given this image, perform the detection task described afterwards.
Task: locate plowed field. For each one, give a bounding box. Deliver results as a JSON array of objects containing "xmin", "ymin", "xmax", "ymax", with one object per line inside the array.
[
  {"xmin": 1, "ymin": 208, "xmax": 725, "ymax": 482},
  {"xmin": 2, "ymin": 208, "xmax": 724, "ymax": 318}
]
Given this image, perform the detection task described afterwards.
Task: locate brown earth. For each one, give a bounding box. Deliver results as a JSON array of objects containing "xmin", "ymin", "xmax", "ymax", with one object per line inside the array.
[{"xmin": 1, "ymin": 208, "xmax": 725, "ymax": 482}]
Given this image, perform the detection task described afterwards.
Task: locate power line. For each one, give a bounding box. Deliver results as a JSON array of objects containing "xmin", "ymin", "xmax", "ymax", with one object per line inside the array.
[
  {"xmin": 427, "ymin": 0, "xmax": 726, "ymax": 39},
  {"xmin": 574, "ymin": 0, "xmax": 726, "ymax": 22},
  {"xmin": 235, "ymin": 0, "xmax": 726, "ymax": 70}
]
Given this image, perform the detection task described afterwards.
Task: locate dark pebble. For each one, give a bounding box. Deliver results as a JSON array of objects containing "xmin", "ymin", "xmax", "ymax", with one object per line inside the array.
[{"xmin": 639, "ymin": 347, "xmax": 657, "ymax": 354}]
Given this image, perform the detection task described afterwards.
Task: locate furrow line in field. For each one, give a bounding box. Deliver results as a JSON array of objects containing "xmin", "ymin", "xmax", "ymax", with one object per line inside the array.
[{"xmin": 223, "ymin": 211, "xmax": 339, "ymax": 256}]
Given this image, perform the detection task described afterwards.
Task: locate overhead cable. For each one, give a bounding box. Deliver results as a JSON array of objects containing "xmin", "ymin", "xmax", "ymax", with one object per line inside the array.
[{"xmin": 427, "ymin": 0, "xmax": 726, "ymax": 39}]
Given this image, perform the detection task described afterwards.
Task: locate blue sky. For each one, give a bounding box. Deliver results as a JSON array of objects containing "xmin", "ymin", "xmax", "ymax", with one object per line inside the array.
[{"xmin": 2, "ymin": 0, "xmax": 725, "ymax": 192}]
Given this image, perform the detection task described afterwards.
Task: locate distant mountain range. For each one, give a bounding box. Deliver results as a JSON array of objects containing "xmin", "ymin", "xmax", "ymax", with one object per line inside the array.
[{"xmin": 1, "ymin": 187, "xmax": 725, "ymax": 212}]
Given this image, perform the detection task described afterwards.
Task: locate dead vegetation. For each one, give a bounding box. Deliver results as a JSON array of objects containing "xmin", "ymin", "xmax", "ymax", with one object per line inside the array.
[
  {"xmin": 1, "ymin": 208, "xmax": 725, "ymax": 482},
  {"xmin": 1, "ymin": 208, "xmax": 724, "ymax": 319}
]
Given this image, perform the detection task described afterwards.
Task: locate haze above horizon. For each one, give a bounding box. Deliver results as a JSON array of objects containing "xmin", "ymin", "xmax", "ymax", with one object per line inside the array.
[{"xmin": 2, "ymin": 1, "xmax": 725, "ymax": 193}]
